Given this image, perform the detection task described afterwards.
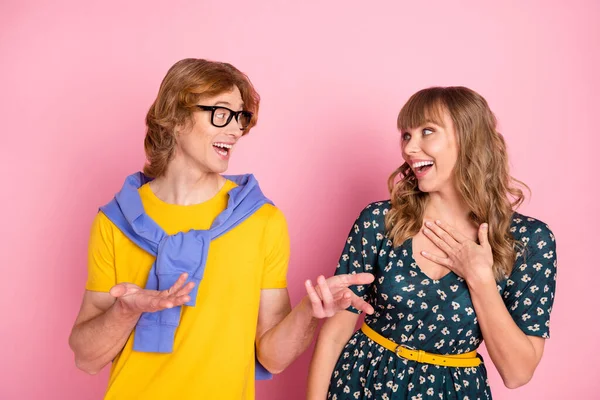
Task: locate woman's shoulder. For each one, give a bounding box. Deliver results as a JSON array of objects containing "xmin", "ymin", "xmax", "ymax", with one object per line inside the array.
[
  {"xmin": 355, "ymin": 200, "xmax": 392, "ymax": 222},
  {"xmin": 510, "ymin": 212, "xmax": 554, "ymax": 241},
  {"xmin": 510, "ymin": 211, "xmax": 556, "ymax": 260}
]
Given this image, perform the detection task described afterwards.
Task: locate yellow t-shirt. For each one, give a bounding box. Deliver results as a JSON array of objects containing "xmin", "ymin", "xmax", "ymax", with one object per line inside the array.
[{"xmin": 86, "ymin": 179, "xmax": 289, "ymax": 400}]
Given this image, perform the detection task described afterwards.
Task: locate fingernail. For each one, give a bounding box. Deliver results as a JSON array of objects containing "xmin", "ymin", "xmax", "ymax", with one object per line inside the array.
[
  {"xmin": 423, "ymin": 228, "xmax": 430, "ymax": 234},
  {"xmin": 421, "ymin": 251, "xmax": 428, "ymax": 256},
  {"xmin": 425, "ymin": 221, "xmax": 432, "ymax": 227},
  {"xmin": 435, "ymin": 220, "xmax": 441, "ymax": 225},
  {"xmin": 482, "ymin": 223, "xmax": 488, "ymax": 229}
]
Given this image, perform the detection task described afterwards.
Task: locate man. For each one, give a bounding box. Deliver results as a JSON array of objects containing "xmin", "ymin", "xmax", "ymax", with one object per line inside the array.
[{"xmin": 68, "ymin": 58, "xmax": 374, "ymax": 399}]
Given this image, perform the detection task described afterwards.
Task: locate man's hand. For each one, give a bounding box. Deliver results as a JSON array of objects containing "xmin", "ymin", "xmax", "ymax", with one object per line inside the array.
[
  {"xmin": 109, "ymin": 273, "xmax": 195, "ymax": 315},
  {"xmin": 304, "ymin": 273, "xmax": 375, "ymax": 318}
]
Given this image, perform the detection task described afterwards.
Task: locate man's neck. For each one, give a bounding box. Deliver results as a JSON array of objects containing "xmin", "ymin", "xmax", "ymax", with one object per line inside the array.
[{"xmin": 148, "ymin": 158, "xmax": 226, "ymax": 206}]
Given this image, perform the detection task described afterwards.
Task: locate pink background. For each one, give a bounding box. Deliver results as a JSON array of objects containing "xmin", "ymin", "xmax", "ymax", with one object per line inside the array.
[{"xmin": 1, "ymin": 0, "xmax": 598, "ymax": 399}]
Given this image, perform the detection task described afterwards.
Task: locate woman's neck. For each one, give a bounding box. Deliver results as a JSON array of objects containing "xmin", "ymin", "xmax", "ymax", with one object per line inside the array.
[{"xmin": 423, "ymin": 188, "xmax": 475, "ymax": 234}]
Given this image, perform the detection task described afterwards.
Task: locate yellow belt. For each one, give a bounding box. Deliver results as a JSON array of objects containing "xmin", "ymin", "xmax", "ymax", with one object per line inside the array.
[{"xmin": 361, "ymin": 324, "xmax": 481, "ymax": 368}]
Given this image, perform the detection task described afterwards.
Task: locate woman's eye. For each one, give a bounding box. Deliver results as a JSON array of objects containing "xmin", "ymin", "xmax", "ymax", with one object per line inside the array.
[
  {"xmin": 423, "ymin": 128, "xmax": 433, "ymax": 136},
  {"xmin": 402, "ymin": 132, "xmax": 411, "ymax": 141}
]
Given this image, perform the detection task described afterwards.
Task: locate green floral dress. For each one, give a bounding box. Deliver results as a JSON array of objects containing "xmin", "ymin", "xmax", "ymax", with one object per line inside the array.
[{"xmin": 328, "ymin": 201, "xmax": 557, "ymax": 400}]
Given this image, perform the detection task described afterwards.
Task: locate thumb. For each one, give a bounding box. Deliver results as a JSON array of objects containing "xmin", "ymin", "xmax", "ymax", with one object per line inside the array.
[
  {"xmin": 109, "ymin": 283, "xmax": 137, "ymax": 298},
  {"xmin": 478, "ymin": 223, "xmax": 490, "ymax": 248},
  {"xmin": 336, "ymin": 290, "xmax": 353, "ymax": 310}
]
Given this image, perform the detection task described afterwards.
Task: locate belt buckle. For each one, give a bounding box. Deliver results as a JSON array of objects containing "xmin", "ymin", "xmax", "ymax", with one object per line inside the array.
[{"xmin": 394, "ymin": 343, "xmax": 415, "ymax": 357}]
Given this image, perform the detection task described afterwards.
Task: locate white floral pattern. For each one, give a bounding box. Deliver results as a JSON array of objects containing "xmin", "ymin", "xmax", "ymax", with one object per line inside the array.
[{"xmin": 328, "ymin": 202, "xmax": 557, "ymax": 400}]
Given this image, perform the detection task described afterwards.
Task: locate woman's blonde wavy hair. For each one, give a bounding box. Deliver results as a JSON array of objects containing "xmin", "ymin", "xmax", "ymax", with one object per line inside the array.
[
  {"xmin": 385, "ymin": 87, "xmax": 527, "ymax": 280},
  {"xmin": 143, "ymin": 58, "xmax": 260, "ymax": 178}
]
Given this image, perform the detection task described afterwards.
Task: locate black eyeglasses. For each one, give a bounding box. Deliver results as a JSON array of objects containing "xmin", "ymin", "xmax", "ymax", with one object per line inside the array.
[{"xmin": 196, "ymin": 105, "xmax": 253, "ymax": 130}]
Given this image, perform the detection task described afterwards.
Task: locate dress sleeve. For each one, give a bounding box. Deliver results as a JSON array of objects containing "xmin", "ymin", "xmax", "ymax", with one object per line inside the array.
[
  {"xmin": 502, "ymin": 217, "xmax": 557, "ymax": 338},
  {"xmin": 334, "ymin": 203, "xmax": 384, "ymax": 313}
]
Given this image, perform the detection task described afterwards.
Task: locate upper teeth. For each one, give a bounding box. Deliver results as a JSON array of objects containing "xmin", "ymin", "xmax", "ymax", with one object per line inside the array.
[
  {"xmin": 214, "ymin": 143, "xmax": 233, "ymax": 149},
  {"xmin": 412, "ymin": 161, "xmax": 434, "ymax": 168}
]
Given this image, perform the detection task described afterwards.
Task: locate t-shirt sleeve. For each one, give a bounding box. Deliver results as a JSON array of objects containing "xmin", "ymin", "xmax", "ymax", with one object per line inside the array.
[
  {"xmin": 334, "ymin": 203, "xmax": 382, "ymax": 313},
  {"xmin": 85, "ymin": 211, "xmax": 117, "ymax": 292},
  {"xmin": 261, "ymin": 207, "xmax": 290, "ymax": 289},
  {"xmin": 502, "ymin": 217, "xmax": 557, "ymax": 338}
]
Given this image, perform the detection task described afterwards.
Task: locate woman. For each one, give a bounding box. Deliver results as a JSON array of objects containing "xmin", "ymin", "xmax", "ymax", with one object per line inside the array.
[
  {"xmin": 308, "ymin": 86, "xmax": 557, "ymax": 399},
  {"xmin": 68, "ymin": 58, "xmax": 374, "ymax": 400}
]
